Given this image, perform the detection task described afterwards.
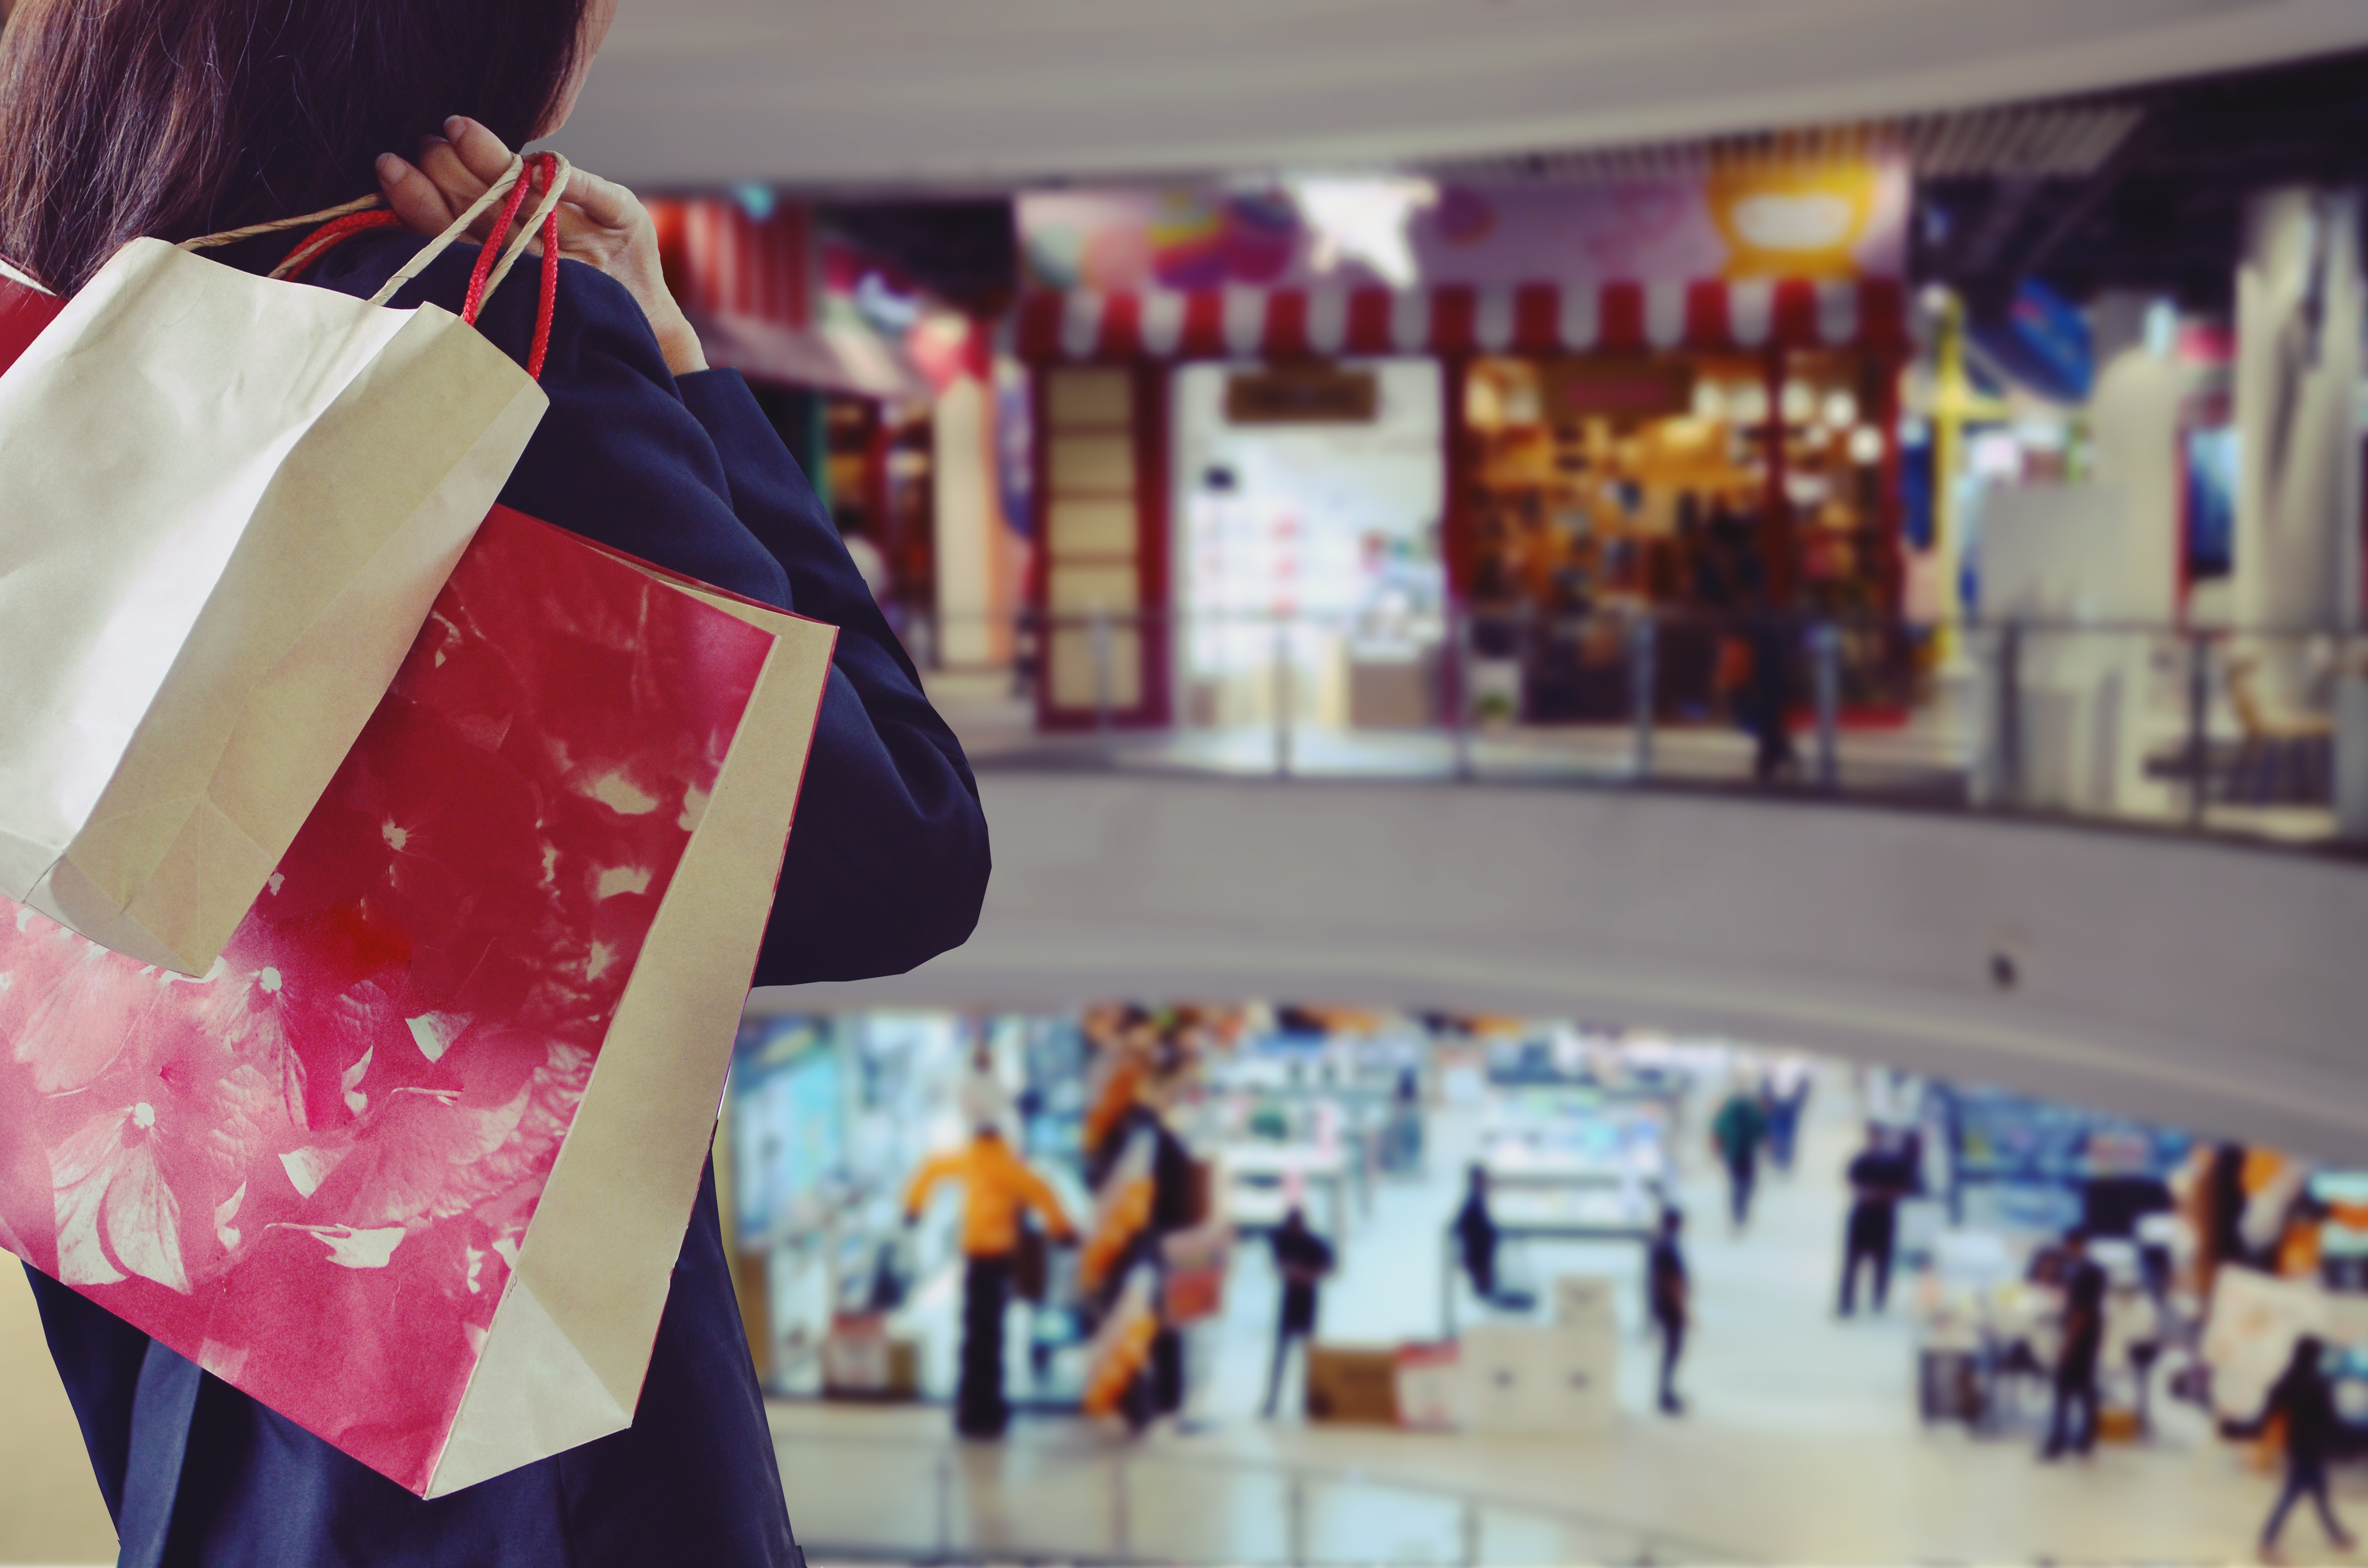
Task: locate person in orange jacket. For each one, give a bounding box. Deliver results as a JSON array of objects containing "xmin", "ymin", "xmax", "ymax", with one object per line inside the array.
[{"xmin": 904, "ymin": 1127, "xmax": 1075, "ymax": 1436}]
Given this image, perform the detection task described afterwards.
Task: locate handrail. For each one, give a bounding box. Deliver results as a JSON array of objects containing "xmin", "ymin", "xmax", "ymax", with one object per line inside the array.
[
  {"xmin": 769, "ymin": 1418, "xmax": 1750, "ymax": 1565},
  {"xmin": 897, "ymin": 601, "xmax": 2368, "ymax": 856}
]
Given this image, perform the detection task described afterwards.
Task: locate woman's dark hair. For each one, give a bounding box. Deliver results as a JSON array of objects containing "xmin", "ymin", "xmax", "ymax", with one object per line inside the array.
[{"xmin": 0, "ymin": 0, "xmax": 589, "ymax": 294}]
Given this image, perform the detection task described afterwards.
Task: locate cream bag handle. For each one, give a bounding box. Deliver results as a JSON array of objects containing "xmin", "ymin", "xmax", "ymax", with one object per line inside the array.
[
  {"xmin": 176, "ymin": 152, "xmax": 570, "ymax": 317},
  {"xmin": 366, "ymin": 153, "xmax": 570, "ymax": 311}
]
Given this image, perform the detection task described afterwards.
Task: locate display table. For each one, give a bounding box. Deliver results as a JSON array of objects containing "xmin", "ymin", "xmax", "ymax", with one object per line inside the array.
[
  {"xmin": 1437, "ymin": 1216, "xmax": 1655, "ymax": 1337},
  {"xmin": 1221, "ymin": 1143, "xmax": 1350, "ymax": 1237}
]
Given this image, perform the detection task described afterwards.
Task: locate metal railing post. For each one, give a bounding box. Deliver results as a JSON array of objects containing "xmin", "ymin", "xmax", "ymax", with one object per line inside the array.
[
  {"xmin": 1996, "ymin": 620, "xmax": 2023, "ymax": 809},
  {"xmin": 1628, "ymin": 611, "xmax": 1656, "ymax": 781},
  {"xmin": 1461, "ymin": 1498, "xmax": 1482, "ymax": 1568},
  {"xmin": 1286, "ymin": 1473, "xmax": 1308, "ymax": 1568},
  {"xmin": 1811, "ymin": 621, "xmax": 1841, "ymax": 792},
  {"xmin": 1091, "ymin": 609, "xmax": 1115, "ymax": 768},
  {"xmin": 2186, "ymin": 631, "xmax": 2211, "ymax": 830},
  {"xmin": 1273, "ymin": 616, "xmax": 1294, "ymax": 779},
  {"xmin": 1451, "ymin": 604, "xmax": 1474, "ymax": 783}
]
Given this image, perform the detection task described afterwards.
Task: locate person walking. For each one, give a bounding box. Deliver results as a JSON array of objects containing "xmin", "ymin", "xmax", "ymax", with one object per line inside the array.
[
  {"xmin": 905, "ymin": 1127, "xmax": 1077, "ymax": 1438},
  {"xmin": 1455, "ymin": 1165, "xmax": 1500, "ymax": 1304},
  {"xmin": 2248, "ymin": 1335, "xmax": 2357, "ymax": 1563},
  {"xmin": 1262, "ymin": 1206, "xmax": 1337, "ymax": 1418},
  {"xmin": 1838, "ymin": 1129, "xmax": 1911, "ymax": 1316},
  {"xmin": 1647, "ymin": 1207, "xmax": 1691, "ymax": 1415},
  {"xmin": 1765, "ymin": 1057, "xmax": 1811, "ymax": 1173},
  {"xmin": 1710, "ymin": 1085, "xmax": 1769, "ymax": 1230},
  {"xmin": 4, "ymin": 10, "xmax": 992, "ymax": 1562},
  {"xmin": 1738, "ymin": 603, "xmax": 1798, "ymax": 785},
  {"xmin": 2040, "ymin": 1232, "xmax": 2108, "ymax": 1460}
]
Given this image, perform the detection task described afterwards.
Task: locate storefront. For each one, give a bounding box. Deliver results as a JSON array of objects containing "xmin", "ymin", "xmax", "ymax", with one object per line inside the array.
[
  {"xmin": 1016, "ymin": 165, "xmax": 1913, "ymax": 729},
  {"xmin": 652, "ymin": 195, "xmax": 1025, "ymax": 662}
]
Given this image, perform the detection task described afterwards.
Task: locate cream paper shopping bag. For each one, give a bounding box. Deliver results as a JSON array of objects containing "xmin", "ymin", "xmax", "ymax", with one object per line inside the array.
[{"xmin": 0, "ymin": 157, "xmax": 564, "ymax": 975}]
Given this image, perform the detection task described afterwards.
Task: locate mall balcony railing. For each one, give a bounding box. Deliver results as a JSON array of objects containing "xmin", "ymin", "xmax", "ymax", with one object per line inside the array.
[
  {"xmin": 771, "ymin": 1421, "xmax": 1740, "ymax": 1566},
  {"xmin": 892, "ymin": 603, "xmax": 2368, "ymax": 855}
]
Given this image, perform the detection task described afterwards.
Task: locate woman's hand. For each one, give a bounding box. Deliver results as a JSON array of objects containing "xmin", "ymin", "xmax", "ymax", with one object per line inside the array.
[{"xmin": 376, "ymin": 117, "xmax": 707, "ymax": 376}]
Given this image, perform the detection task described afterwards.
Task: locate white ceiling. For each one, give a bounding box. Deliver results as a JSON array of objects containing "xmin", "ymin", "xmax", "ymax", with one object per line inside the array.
[{"xmin": 553, "ymin": 0, "xmax": 2368, "ymax": 191}]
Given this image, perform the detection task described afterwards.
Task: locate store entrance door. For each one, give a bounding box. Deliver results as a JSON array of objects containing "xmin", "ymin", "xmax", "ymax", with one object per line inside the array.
[{"xmin": 1172, "ymin": 358, "xmax": 1446, "ymax": 753}]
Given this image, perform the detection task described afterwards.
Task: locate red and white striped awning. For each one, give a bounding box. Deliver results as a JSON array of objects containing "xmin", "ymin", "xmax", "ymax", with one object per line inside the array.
[{"xmin": 1016, "ymin": 279, "xmax": 1906, "ymax": 362}]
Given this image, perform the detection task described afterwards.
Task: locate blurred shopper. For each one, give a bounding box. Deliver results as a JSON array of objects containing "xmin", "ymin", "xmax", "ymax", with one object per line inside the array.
[
  {"xmin": 2040, "ymin": 1231, "xmax": 2108, "ymax": 1460},
  {"xmin": 2246, "ymin": 1335, "xmax": 2356, "ymax": 1562},
  {"xmin": 1711, "ymin": 1085, "xmax": 1769, "ymax": 1230},
  {"xmin": 1455, "ymin": 1164, "xmax": 1500, "ymax": 1303},
  {"xmin": 1765, "ymin": 1057, "xmax": 1811, "ymax": 1172},
  {"xmin": 1648, "ymin": 1207, "xmax": 1691, "ymax": 1415},
  {"xmin": 1262, "ymin": 1206, "xmax": 1338, "ymax": 1418},
  {"xmin": 1838, "ymin": 1129, "xmax": 1911, "ymax": 1316},
  {"xmin": 905, "ymin": 1127, "xmax": 1076, "ymax": 1437},
  {"xmin": 1385, "ymin": 1065, "xmax": 1425, "ymax": 1173},
  {"xmin": 1738, "ymin": 607, "xmax": 1798, "ymax": 785}
]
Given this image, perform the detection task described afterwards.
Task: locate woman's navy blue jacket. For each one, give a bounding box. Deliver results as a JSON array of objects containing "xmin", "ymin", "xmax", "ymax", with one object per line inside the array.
[{"xmin": 25, "ymin": 228, "xmax": 991, "ymax": 1567}]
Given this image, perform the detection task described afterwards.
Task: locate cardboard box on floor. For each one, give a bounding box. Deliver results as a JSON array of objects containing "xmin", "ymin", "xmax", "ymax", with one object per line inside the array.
[{"xmin": 1306, "ymin": 1343, "xmax": 1401, "ymax": 1425}]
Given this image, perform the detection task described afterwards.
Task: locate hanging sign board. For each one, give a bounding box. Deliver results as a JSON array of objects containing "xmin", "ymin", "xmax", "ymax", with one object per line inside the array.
[
  {"xmin": 1545, "ymin": 358, "xmax": 1695, "ymax": 417},
  {"xmin": 1021, "ymin": 160, "xmax": 1908, "ymax": 295},
  {"xmin": 1224, "ymin": 364, "xmax": 1379, "ymax": 424}
]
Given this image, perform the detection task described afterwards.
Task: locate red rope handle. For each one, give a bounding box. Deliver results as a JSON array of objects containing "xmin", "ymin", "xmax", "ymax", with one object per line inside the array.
[
  {"xmin": 527, "ymin": 200, "xmax": 560, "ymax": 380},
  {"xmin": 458, "ymin": 164, "xmax": 539, "ymax": 327},
  {"xmin": 274, "ymin": 209, "xmax": 406, "ymax": 280},
  {"xmin": 281, "ymin": 152, "xmax": 563, "ymax": 383}
]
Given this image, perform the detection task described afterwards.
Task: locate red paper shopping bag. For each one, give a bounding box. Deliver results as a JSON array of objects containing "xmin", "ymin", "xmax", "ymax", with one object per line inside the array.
[
  {"xmin": 0, "ymin": 261, "xmax": 59, "ymax": 367},
  {"xmin": 0, "ymin": 504, "xmax": 834, "ymax": 1497}
]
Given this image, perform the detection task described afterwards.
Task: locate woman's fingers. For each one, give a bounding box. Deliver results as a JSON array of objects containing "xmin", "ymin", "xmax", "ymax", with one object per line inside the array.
[
  {"xmin": 441, "ymin": 118, "xmax": 520, "ymax": 187},
  {"xmin": 556, "ymin": 167, "xmax": 640, "ymax": 235},
  {"xmin": 414, "ymin": 137, "xmax": 491, "ymax": 208},
  {"xmin": 375, "ymin": 153, "xmax": 457, "ymax": 237}
]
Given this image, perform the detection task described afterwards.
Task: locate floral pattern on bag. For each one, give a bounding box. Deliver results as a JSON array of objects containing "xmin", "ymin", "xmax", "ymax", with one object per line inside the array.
[{"xmin": 0, "ymin": 509, "xmax": 774, "ymax": 1494}]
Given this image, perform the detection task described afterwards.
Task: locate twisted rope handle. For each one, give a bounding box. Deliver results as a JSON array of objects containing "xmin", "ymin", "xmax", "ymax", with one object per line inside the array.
[
  {"xmin": 179, "ymin": 193, "xmax": 384, "ymax": 252},
  {"xmin": 275, "ymin": 151, "xmax": 567, "ymax": 381}
]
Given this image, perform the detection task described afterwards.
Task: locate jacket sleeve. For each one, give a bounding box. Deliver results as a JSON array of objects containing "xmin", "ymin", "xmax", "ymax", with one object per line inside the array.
[
  {"xmin": 319, "ymin": 236, "xmax": 991, "ymax": 986},
  {"xmin": 903, "ymin": 1152, "xmax": 961, "ymax": 1221},
  {"xmin": 375, "ymin": 233, "xmax": 993, "ymax": 989},
  {"xmin": 673, "ymin": 370, "xmax": 992, "ymax": 986}
]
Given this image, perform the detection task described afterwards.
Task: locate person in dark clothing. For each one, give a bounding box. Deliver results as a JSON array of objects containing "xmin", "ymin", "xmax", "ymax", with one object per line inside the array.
[
  {"xmin": 1764, "ymin": 1064, "xmax": 1811, "ymax": 1173},
  {"xmin": 2249, "ymin": 1335, "xmax": 2357, "ymax": 1561},
  {"xmin": 1455, "ymin": 1165, "xmax": 1499, "ymax": 1303},
  {"xmin": 2041, "ymin": 1232, "xmax": 2109, "ymax": 1460},
  {"xmin": 1838, "ymin": 1130, "xmax": 1911, "ymax": 1316},
  {"xmin": 1647, "ymin": 1208, "xmax": 1690, "ymax": 1415},
  {"xmin": 2, "ymin": 21, "xmax": 992, "ymax": 1559},
  {"xmin": 1737, "ymin": 609, "xmax": 1797, "ymax": 785},
  {"xmin": 1263, "ymin": 1207, "xmax": 1338, "ymax": 1418},
  {"xmin": 1711, "ymin": 1088, "xmax": 1768, "ymax": 1230}
]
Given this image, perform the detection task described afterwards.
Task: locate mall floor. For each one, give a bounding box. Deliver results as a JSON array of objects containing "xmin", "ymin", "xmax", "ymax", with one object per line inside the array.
[
  {"xmin": 774, "ymin": 1076, "xmax": 2362, "ymax": 1567},
  {"xmin": 0, "ymin": 1078, "xmax": 2356, "ymax": 1565}
]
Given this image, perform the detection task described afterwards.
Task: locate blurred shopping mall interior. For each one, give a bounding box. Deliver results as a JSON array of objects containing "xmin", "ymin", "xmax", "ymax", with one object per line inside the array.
[{"xmin": 10, "ymin": 2, "xmax": 2368, "ymax": 1564}]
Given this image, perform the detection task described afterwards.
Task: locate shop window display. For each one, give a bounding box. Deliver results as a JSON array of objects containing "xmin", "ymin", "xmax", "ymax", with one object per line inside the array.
[
  {"xmin": 1172, "ymin": 358, "xmax": 1447, "ymax": 732},
  {"xmin": 1456, "ymin": 352, "xmax": 1903, "ymax": 722}
]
